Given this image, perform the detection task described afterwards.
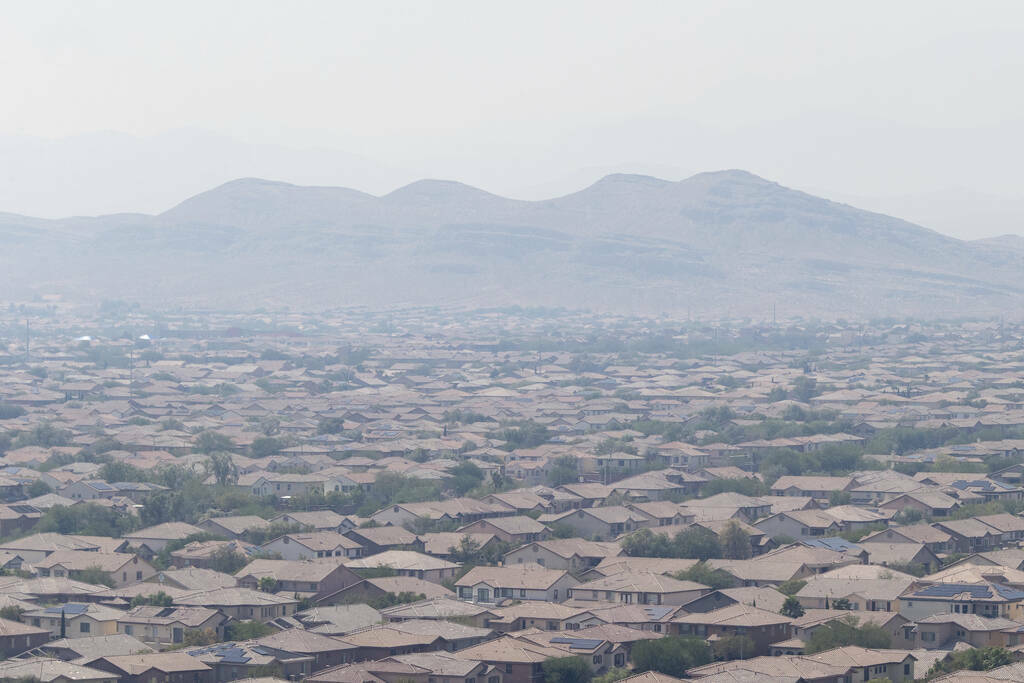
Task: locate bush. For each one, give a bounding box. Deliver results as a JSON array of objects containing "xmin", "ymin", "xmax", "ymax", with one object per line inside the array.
[
  {"xmin": 542, "ymin": 657, "xmax": 592, "ymax": 683},
  {"xmin": 804, "ymin": 616, "xmax": 891, "ymax": 653},
  {"xmin": 631, "ymin": 636, "xmax": 712, "ymax": 677}
]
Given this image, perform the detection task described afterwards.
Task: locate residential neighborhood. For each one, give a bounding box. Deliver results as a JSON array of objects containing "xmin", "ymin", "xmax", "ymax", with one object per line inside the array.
[{"xmin": 2, "ymin": 310, "xmax": 1024, "ymax": 680}]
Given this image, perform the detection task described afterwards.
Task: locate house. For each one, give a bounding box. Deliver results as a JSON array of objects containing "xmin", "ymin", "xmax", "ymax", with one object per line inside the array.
[
  {"xmin": 253, "ymin": 628, "xmax": 358, "ymax": 673},
  {"xmin": 33, "ymin": 550, "xmax": 156, "ymax": 587},
  {"xmin": 681, "ymin": 586, "xmax": 788, "ymax": 614},
  {"xmin": 294, "ymin": 603, "xmax": 384, "ymax": 635},
  {"xmin": 860, "ymin": 524, "xmax": 952, "ymax": 556},
  {"xmin": 196, "ymin": 515, "xmax": 270, "ymax": 539},
  {"xmin": 185, "ymin": 640, "xmax": 314, "ymax": 680},
  {"xmin": 878, "ymin": 491, "xmax": 960, "ymax": 518},
  {"xmin": 503, "ymin": 539, "xmax": 623, "ymax": 572},
  {"xmin": 0, "ymin": 616, "xmax": 51, "ymax": 656},
  {"xmin": 909, "ymin": 612, "xmax": 1023, "ymax": 650},
  {"xmin": 671, "ymin": 603, "xmax": 793, "ymax": 656},
  {"xmin": 0, "ymin": 658, "xmax": 121, "ymax": 683},
  {"xmin": 787, "ymin": 609, "xmax": 913, "ymax": 649},
  {"xmin": 455, "ymin": 565, "xmax": 579, "ymax": 603},
  {"xmin": 341, "ymin": 620, "xmax": 493, "ymax": 659},
  {"xmin": 251, "ymin": 472, "xmax": 326, "ymax": 498},
  {"xmin": 306, "ymin": 651, "xmax": 501, "ymax": 683},
  {"xmin": 450, "ymin": 635, "xmax": 584, "ymax": 683},
  {"xmin": 860, "ymin": 542, "xmax": 941, "ymax": 574},
  {"xmin": 88, "ymin": 652, "xmax": 214, "ymax": 683},
  {"xmin": 173, "ymin": 587, "xmax": 299, "ymax": 621},
  {"xmin": 272, "ymin": 510, "xmax": 349, "ymax": 532},
  {"xmin": 116, "ymin": 606, "xmax": 228, "ymax": 645},
  {"xmin": 260, "ymin": 531, "xmax": 364, "ymax": 560},
  {"xmin": 343, "ymin": 526, "xmax": 420, "ymax": 554},
  {"xmin": 123, "ymin": 522, "xmax": 205, "ymax": 555},
  {"xmin": 795, "ymin": 575, "xmax": 914, "ymax": 612},
  {"xmin": 417, "ymin": 532, "xmax": 501, "ymax": 559},
  {"xmin": 379, "ymin": 597, "xmax": 499, "ymax": 628},
  {"xmin": 482, "ymin": 490, "xmax": 552, "ymax": 514},
  {"xmin": 168, "ymin": 539, "xmax": 257, "ymax": 569},
  {"xmin": 25, "ymin": 603, "xmax": 123, "ymax": 639},
  {"xmin": 320, "ymin": 575, "xmax": 455, "ymax": 605},
  {"xmin": 932, "ymin": 519, "xmax": 1002, "ymax": 554},
  {"xmin": 543, "ymin": 506, "xmax": 650, "ymax": 540},
  {"xmin": 898, "ymin": 581, "xmax": 1024, "ymax": 621},
  {"xmin": 569, "ymin": 571, "xmax": 709, "ymax": 606},
  {"xmin": 686, "ymin": 492, "xmax": 773, "ymax": 523},
  {"xmin": 346, "ymin": 550, "xmax": 460, "ymax": 584},
  {"xmin": 626, "ymin": 502, "xmax": 694, "ymax": 529},
  {"xmin": 771, "ymin": 475, "xmax": 853, "ymax": 499},
  {"xmin": 754, "ymin": 510, "xmax": 843, "ymax": 540},
  {"xmin": 457, "ymin": 516, "xmax": 548, "ymax": 545},
  {"xmin": 235, "ymin": 559, "xmax": 361, "ymax": 600},
  {"xmin": 33, "ymin": 633, "xmax": 155, "ymax": 662},
  {"xmin": 145, "ymin": 567, "xmax": 238, "ymax": 591},
  {"xmin": 59, "ymin": 480, "xmax": 120, "ymax": 501},
  {"xmin": 0, "ymin": 532, "xmax": 106, "ymax": 564}
]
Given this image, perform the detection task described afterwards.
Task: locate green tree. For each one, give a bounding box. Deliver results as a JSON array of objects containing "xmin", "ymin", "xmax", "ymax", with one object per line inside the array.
[
  {"xmin": 777, "ymin": 579, "xmax": 806, "ymax": 596},
  {"xmin": 674, "ymin": 527, "xmax": 722, "ymax": 560},
  {"xmin": 546, "ymin": 455, "xmax": 579, "ymax": 486},
  {"xmin": 259, "ymin": 576, "xmax": 277, "ymax": 593},
  {"xmin": 804, "ymin": 616, "xmax": 891, "ymax": 653},
  {"xmin": 209, "ymin": 546, "xmax": 248, "ymax": 574},
  {"xmin": 542, "ymin": 657, "xmax": 593, "ymax": 683},
  {"xmin": 721, "ymin": 521, "xmax": 752, "ymax": 560},
  {"xmin": 207, "ymin": 452, "xmax": 239, "ymax": 487},
  {"xmin": 592, "ymin": 669, "xmax": 630, "ymax": 683},
  {"xmin": 831, "ymin": 597, "xmax": 852, "ymax": 610},
  {"xmin": 0, "ymin": 605, "xmax": 24, "ymax": 622},
  {"xmin": 631, "ymin": 636, "xmax": 712, "ymax": 677},
  {"xmin": 25, "ymin": 479, "xmax": 51, "ymax": 497},
  {"xmin": 449, "ymin": 461, "xmax": 484, "ymax": 496},
  {"xmin": 927, "ymin": 646, "xmax": 1013, "ymax": 678},
  {"xmin": 712, "ymin": 634, "xmax": 756, "ymax": 660},
  {"xmin": 829, "ymin": 490, "xmax": 852, "ymax": 506},
  {"xmin": 225, "ymin": 620, "xmax": 274, "ymax": 640},
  {"xmin": 194, "ymin": 430, "xmax": 234, "ymax": 454},
  {"xmin": 780, "ymin": 596, "xmax": 805, "ymax": 618},
  {"xmin": 674, "ymin": 562, "xmax": 736, "ymax": 590},
  {"xmin": 130, "ymin": 591, "xmax": 174, "ymax": 607},
  {"xmin": 76, "ymin": 566, "xmax": 115, "ymax": 588}
]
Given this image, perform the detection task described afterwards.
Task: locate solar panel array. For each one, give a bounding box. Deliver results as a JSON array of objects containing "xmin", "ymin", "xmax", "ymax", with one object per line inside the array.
[
  {"xmin": 915, "ymin": 584, "xmax": 992, "ymax": 598},
  {"xmin": 550, "ymin": 637, "xmax": 603, "ymax": 649},
  {"xmin": 188, "ymin": 643, "xmax": 253, "ymax": 664},
  {"xmin": 44, "ymin": 603, "xmax": 88, "ymax": 615},
  {"xmin": 643, "ymin": 606, "xmax": 674, "ymax": 619}
]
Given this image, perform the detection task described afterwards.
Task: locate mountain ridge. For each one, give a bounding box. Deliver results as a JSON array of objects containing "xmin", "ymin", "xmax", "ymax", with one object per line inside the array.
[{"xmin": 0, "ymin": 170, "xmax": 1021, "ymax": 317}]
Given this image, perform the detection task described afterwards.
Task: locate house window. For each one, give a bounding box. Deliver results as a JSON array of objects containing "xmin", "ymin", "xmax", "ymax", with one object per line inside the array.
[
  {"xmin": 80, "ymin": 622, "xmax": 90, "ymax": 633},
  {"xmin": 520, "ymin": 589, "xmax": 527, "ymax": 598},
  {"xmin": 904, "ymin": 663, "xmax": 911, "ymax": 675},
  {"xmin": 593, "ymin": 655, "xmax": 602, "ymax": 664},
  {"xmin": 124, "ymin": 625, "xmax": 133, "ymax": 635},
  {"xmin": 506, "ymin": 664, "xmax": 513, "ymax": 673},
  {"xmin": 921, "ymin": 632, "xmax": 936, "ymax": 642}
]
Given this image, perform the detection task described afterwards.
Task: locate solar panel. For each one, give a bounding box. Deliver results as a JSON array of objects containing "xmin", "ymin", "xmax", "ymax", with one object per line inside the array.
[
  {"xmin": 550, "ymin": 637, "xmax": 603, "ymax": 649},
  {"xmin": 221, "ymin": 654, "xmax": 252, "ymax": 664},
  {"xmin": 45, "ymin": 603, "xmax": 88, "ymax": 614},
  {"xmin": 915, "ymin": 584, "xmax": 993, "ymax": 598},
  {"xmin": 643, "ymin": 607, "xmax": 673, "ymax": 619},
  {"xmin": 250, "ymin": 646, "xmax": 272, "ymax": 655}
]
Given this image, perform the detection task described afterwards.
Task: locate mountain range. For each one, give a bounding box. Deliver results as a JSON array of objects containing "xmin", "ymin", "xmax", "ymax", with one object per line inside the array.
[{"xmin": 2, "ymin": 170, "xmax": 1022, "ymax": 317}]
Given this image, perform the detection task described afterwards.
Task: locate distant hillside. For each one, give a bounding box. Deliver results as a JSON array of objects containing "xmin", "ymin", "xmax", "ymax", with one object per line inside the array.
[{"xmin": 1, "ymin": 171, "xmax": 1021, "ymax": 317}]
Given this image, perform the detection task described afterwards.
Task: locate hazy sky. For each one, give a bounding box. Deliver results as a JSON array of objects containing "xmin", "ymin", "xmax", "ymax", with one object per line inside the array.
[{"xmin": 3, "ymin": 1, "xmax": 1023, "ymax": 238}]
